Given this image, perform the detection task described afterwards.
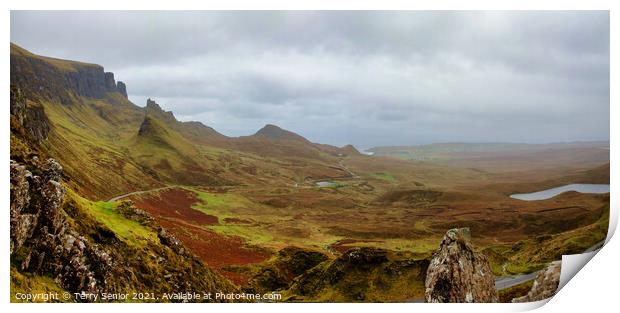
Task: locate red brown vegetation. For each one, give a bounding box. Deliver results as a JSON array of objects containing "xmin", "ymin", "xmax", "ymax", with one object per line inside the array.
[
  {"xmin": 131, "ymin": 188, "xmax": 271, "ymax": 285},
  {"xmin": 131, "ymin": 188, "xmax": 218, "ymax": 225}
]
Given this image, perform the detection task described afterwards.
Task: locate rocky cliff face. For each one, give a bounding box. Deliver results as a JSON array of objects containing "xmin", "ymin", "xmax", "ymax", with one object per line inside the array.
[
  {"xmin": 10, "ymin": 44, "xmax": 128, "ymax": 104},
  {"xmin": 116, "ymin": 81, "xmax": 128, "ymax": 98},
  {"xmin": 10, "ymin": 85, "xmax": 50, "ymax": 143},
  {"xmin": 512, "ymin": 261, "xmax": 561, "ymax": 303},
  {"xmin": 10, "ymin": 158, "xmax": 113, "ymax": 294},
  {"xmin": 425, "ymin": 228, "xmax": 499, "ymax": 303},
  {"xmin": 145, "ymin": 98, "xmax": 177, "ymax": 123}
]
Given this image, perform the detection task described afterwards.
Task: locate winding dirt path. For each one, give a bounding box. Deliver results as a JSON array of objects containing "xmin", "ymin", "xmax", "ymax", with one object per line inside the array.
[{"xmin": 107, "ymin": 185, "xmax": 175, "ymax": 202}]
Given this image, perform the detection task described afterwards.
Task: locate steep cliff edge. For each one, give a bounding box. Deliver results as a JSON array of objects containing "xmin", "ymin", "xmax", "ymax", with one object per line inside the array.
[{"xmin": 11, "ymin": 43, "xmax": 128, "ymax": 103}]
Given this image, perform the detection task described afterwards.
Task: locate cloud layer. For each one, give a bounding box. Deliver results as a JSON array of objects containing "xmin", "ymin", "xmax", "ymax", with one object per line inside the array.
[{"xmin": 11, "ymin": 11, "xmax": 610, "ymax": 148}]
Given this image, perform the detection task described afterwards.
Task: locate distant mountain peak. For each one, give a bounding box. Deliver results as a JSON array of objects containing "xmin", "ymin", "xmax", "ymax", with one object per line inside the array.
[
  {"xmin": 341, "ymin": 144, "xmax": 361, "ymax": 155},
  {"xmin": 254, "ymin": 124, "xmax": 310, "ymax": 143}
]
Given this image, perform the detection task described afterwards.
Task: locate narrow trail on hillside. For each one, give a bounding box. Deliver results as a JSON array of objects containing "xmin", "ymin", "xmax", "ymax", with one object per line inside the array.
[
  {"xmin": 299, "ymin": 159, "xmax": 359, "ymax": 188},
  {"xmin": 107, "ymin": 186, "xmax": 175, "ymax": 202},
  {"xmin": 337, "ymin": 159, "xmax": 358, "ymax": 178}
]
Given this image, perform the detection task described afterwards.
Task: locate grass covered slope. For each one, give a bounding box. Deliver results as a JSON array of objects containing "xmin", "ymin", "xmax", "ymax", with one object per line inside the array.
[
  {"xmin": 12, "ymin": 44, "xmax": 231, "ymax": 199},
  {"xmin": 484, "ymin": 195, "xmax": 609, "ymax": 275},
  {"xmin": 285, "ymin": 248, "xmax": 429, "ymax": 302},
  {"xmin": 10, "ymin": 44, "xmax": 356, "ymax": 200}
]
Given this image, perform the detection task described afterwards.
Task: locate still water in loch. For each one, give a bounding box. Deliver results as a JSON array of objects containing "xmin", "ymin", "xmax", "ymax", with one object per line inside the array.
[
  {"xmin": 510, "ymin": 184, "xmax": 610, "ymax": 201},
  {"xmin": 315, "ymin": 181, "xmax": 337, "ymax": 187}
]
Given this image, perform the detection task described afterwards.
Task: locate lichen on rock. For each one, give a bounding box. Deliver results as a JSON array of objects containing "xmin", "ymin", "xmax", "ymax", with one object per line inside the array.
[
  {"xmin": 425, "ymin": 228, "xmax": 499, "ymax": 303},
  {"xmin": 10, "ymin": 158, "xmax": 113, "ymax": 295},
  {"xmin": 512, "ymin": 261, "xmax": 561, "ymax": 303}
]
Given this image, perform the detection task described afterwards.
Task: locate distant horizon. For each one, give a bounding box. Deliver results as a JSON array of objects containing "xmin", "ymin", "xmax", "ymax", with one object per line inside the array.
[{"xmin": 136, "ymin": 96, "xmax": 611, "ymax": 150}]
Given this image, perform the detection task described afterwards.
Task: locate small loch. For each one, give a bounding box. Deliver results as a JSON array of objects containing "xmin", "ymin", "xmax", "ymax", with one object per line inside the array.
[
  {"xmin": 316, "ymin": 181, "xmax": 337, "ymax": 187},
  {"xmin": 510, "ymin": 184, "xmax": 610, "ymax": 201}
]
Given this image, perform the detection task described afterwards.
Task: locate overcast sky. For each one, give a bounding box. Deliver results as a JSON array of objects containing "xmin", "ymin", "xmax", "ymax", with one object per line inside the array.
[{"xmin": 11, "ymin": 11, "xmax": 609, "ymax": 148}]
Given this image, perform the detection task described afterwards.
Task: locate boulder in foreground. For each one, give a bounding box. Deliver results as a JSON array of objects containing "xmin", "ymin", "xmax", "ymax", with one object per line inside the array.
[{"xmin": 425, "ymin": 228, "xmax": 499, "ymax": 303}]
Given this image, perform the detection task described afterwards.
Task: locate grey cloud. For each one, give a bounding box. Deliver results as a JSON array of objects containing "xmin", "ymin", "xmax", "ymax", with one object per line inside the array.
[{"xmin": 10, "ymin": 11, "xmax": 609, "ymax": 148}]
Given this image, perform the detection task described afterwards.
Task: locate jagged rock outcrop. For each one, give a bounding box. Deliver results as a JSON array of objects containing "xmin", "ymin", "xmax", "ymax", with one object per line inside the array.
[
  {"xmin": 10, "ymin": 158, "xmax": 67, "ymax": 254},
  {"xmin": 146, "ymin": 98, "xmax": 161, "ymax": 110},
  {"xmin": 157, "ymin": 227, "xmax": 187, "ymax": 256},
  {"xmin": 10, "ymin": 158, "xmax": 113, "ymax": 295},
  {"xmin": 11, "ymin": 158, "xmax": 239, "ymax": 301},
  {"xmin": 425, "ymin": 228, "xmax": 499, "ymax": 303},
  {"xmin": 10, "ymin": 85, "xmax": 50, "ymax": 143},
  {"xmin": 117, "ymin": 81, "xmax": 128, "ymax": 98},
  {"xmin": 512, "ymin": 261, "xmax": 561, "ymax": 303},
  {"xmin": 10, "ymin": 43, "xmax": 127, "ymax": 103},
  {"xmin": 142, "ymin": 99, "xmax": 228, "ymax": 145},
  {"xmin": 145, "ymin": 98, "xmax": 177, "ymax": 123}
]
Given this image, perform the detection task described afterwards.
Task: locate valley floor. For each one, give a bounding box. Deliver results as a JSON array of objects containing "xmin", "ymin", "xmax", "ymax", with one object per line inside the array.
[{"xmin": 109, "ymin": 155, "xmax": 609, "ymax": 295}]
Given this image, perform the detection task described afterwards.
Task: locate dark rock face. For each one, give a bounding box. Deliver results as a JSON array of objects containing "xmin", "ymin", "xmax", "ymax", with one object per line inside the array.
[
  {"xmin": 146, "ymin": 98, "xmax": 161, "ymax": 110},
  {"xmin": 11, "ymin": 49, "xmax": 128, "ymax": 103},
  {"xmin": 10, "ymin": 85, "xmax": 51, "ymax": 143},
  {"xmin": 117, "ymin": 81, "xmax": 128, "ymax": 98},
  {"xmin": 138, "ymin": 116, "xmax": 155, "ymax": 136},
  {"xmin": 104, "ymin": 72, "xmax": 117, "ymax": 91},
  {"xmin": 63, "ymin": 66, "xmax": 109, "ymax": 99},
  {"xmin": 425, "ymin": 228, "xmax": 499, "ymax": 303},
  {"xmin": 10, "ymin": 85, "xmax": 26, "ymax": 125},
  {"xmin": 10, "ymin": 158, "xmax": 113, "ymax": 295},
  {"xmin": 512, "ymin": 261, "xmax": 561, "ymax": 303}
]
